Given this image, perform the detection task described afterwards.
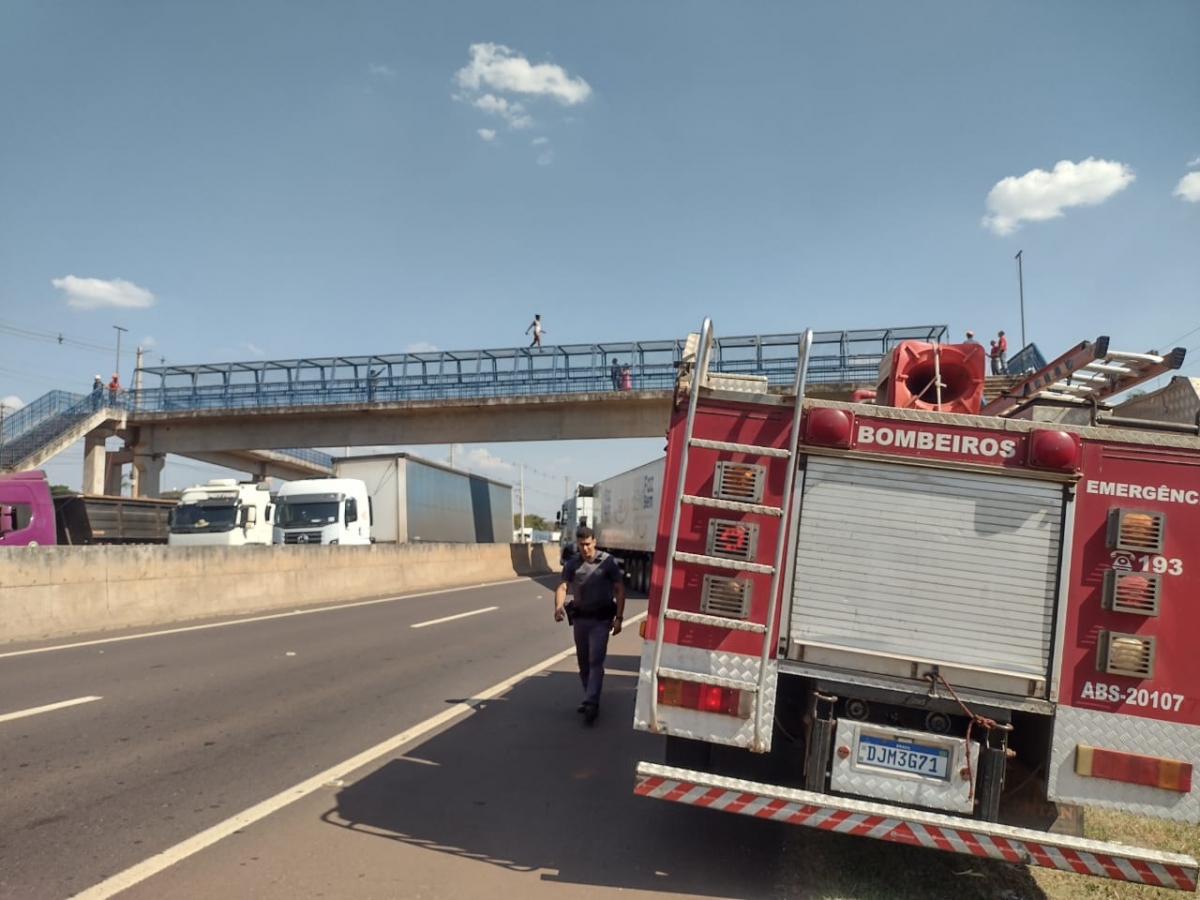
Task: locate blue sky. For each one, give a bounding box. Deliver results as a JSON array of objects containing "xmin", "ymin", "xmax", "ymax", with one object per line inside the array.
[{"xmin": 2, "ymin": 1, "xmax": 1198, "ymax": 517}]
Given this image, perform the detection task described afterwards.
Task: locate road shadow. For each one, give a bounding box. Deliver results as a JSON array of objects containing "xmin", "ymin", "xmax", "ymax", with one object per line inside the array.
[{"xmin": 322, "ymin": 653, "xmax": 1047, "ymax": 899}]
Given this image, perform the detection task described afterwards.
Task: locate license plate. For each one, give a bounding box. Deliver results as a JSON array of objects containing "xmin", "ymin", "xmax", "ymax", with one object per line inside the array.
[{"xmin": 856, "ymin": 733, "xmax": 950, "ymax": 780}]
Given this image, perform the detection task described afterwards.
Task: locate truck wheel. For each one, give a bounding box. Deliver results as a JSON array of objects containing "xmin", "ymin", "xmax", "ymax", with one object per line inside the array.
[{"xmin": 665, "ymin": 736, "xmax": 712, "ymax": 771}]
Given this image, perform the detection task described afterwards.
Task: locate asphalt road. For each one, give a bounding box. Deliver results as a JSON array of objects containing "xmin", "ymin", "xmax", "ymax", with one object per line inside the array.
[{"xmin": 0, "ymin": 576, "xmax": 1040, "ymax": 900}]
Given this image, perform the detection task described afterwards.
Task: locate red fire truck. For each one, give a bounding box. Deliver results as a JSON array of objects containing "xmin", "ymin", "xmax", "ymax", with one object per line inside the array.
[{"xmin": 633, "ymin": 320, "xmax": 1198, "ymax": 890}]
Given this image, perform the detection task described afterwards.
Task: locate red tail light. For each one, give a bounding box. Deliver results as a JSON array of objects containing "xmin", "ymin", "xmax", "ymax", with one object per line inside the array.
[{"xmin": 657, "ymin": 678, "xmax": 746, "ymax": 717}]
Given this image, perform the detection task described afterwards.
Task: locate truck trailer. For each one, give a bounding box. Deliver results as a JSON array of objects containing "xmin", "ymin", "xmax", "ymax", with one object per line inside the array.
[
  {"xmin": 0, "ymin": 470, "xmax": 174, "ymax": 545},
  {"xmin": 168, "ymin": 478, "xmax": 275, "ymax": 547},
  {"xmin": 559, "ymin": 458, "xmax": 664, "ymax": 592},
  {"xmin": 333, "ymin": 452, "xmax": 512, "ymax": 544},
  {"xmin": 633, "ymin": 320, "xmax": 1199, "ymax": 891}
]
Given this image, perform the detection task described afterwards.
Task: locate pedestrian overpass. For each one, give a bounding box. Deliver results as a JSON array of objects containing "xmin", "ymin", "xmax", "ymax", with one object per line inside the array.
[{"xmin": 0, "ymin": 324, "xmax": 949, "ymax": 496}]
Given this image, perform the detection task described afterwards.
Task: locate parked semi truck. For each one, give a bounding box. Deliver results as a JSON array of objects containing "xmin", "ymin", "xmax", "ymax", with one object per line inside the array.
[
  {"xmin": 168, "ymin": 478, "xmax": 275, "ymax": 546},
  {"xmin": 334, "ymin": 452, "xmax": 512, "ymax": 544},
  {"xmin": 273, "ymin": 477, "xmax": 372, "ymax": 545},
  {"xmin": 556, "ymin": 488, "xmax": 593, "ymax": 549},
  {"xmin": 0, "ymin": 470, "xmax": 174, "ymax": 545},
  {"xmin": 558, "ymin": 457, "xmax": 664, "ymax": 591},
  {"xmin": 633, "ymin": 320, "xmax": 1199, "ymax": 891}
]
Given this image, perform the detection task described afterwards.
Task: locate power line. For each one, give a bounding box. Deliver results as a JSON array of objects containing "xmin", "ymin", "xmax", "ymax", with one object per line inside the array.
[
  {"xmin": 0, "ymin": 320, "xmax": 115, "ymax": 354},
  {"xmin": 1157, "ymin": 324, "xmax": 1200, "ymax": 350}
]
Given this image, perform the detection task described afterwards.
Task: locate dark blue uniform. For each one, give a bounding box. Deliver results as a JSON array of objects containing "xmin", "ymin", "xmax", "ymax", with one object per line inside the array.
[{"xmin": 561, "ymin": 551, "xmax": 621, "ymax": 714}]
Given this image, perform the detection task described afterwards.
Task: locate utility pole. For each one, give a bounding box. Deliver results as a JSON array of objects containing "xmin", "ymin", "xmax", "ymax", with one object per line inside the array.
[
  {"xmin": 519, "ymin": 464, "xmax": 526, "ymax": 542},
  {"xmin": 1015, "ymin": 251, "xmax": 1026, "ymax": 350},
  {"xmin": 113, "ymin": 325, "xmax": 128, "ymax": 382},
  {"xmin": 134, "ymin": 346, "xmax": 144, "ymax": 397},
  {"xmin": 449, "ymin": 444, "xmax": 455, "ymax": 469}
]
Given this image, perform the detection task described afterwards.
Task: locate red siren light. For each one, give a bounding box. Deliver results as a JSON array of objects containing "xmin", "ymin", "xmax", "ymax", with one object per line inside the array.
[
  {"xmin": 805, "ymin": 408, "xmax": 855, "ymax": 448},
  {"xmin": 877, "ymin": 341, "xmax": 986, "ymax": 415},
  {"xmin": 1028, "ymin": 429, "xmax": 1080, "ymax": 471}
]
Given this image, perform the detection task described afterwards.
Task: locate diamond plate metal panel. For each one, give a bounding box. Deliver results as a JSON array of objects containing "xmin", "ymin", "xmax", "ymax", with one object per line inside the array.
[
  {"xmin": 633, "ymin": 642, "xmax": 778, "ymax": 750},
  {"xmin": 1049, "ymin": 705, "xmax": 1200, "ymax": 822},
  {"xmin": 829, "ymin": 720, "xmax": 979, "ymax": 814}
]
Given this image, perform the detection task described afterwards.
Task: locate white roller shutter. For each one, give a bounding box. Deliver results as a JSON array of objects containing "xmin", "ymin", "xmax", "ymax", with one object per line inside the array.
[{"xmin": 790, "ymin": 457, "xmax": 1063, "ymax": 677}]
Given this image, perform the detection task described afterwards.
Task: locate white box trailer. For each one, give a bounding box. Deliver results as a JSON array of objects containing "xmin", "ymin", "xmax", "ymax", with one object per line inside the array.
[
  {"xmin": 334, "ymin": 452, "xmax": 512, "ymax": 544},
  {"xmin": 592, "ymin": 457, "xmax": 665, "ymax": 592}
]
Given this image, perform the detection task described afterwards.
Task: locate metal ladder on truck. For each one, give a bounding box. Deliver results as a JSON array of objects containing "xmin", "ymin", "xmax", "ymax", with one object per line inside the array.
[
  {"xmin": 647, "ymin": 318, "xmax": 813, "ymax": 752},
  {"xmin": 981, "ymin": 336, "xmax": 1186, "ymax": 417}
]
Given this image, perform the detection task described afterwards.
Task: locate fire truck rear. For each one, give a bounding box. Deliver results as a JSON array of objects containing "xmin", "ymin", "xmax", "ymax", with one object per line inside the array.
[{"xmin": 633, "ymin": 319, "xmax": 1199, "ymax": 890}]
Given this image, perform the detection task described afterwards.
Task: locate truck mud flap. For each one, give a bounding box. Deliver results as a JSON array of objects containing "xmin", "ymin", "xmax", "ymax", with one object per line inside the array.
[{"xmin": 634, "ymin": 762, "xmax": 1198, "ymax": 891}]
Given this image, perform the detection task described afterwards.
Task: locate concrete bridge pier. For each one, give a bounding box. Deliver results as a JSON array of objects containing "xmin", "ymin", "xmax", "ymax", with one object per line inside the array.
[
  {"xmin": 133, "ymin": 452, "xmax": 165, "ymax": 498},
  {"xmin": 83, "ymin": 434, "xmax": 107, "ymax": 495}
]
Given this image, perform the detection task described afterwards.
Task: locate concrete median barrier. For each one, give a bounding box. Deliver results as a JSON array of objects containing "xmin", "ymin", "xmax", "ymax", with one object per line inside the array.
[{"xmin": 0, "ymin": 542, "xmax": 558, "ymax": 644}]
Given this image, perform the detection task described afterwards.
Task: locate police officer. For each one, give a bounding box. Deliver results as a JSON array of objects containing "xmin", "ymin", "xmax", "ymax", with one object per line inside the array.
[{"xmin": 554, "ymin": 525, "xmax": 626, "ymax": 724}]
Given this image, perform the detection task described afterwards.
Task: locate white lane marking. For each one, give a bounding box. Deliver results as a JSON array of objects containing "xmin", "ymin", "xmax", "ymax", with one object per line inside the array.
[
  {"xmin": 0, "ymin": 695, "xmax": 102, "ymax": 724},
  {"xmin": 0, "ymin": 578, "xmax": 540, "ymax": 660},
  {"xmin": 410, "ymin": 606, "xmax": 497, "ymax": 629},
  {"xmin": 72, "ymin": 611, "xmax": 647, "ymax": 900}
]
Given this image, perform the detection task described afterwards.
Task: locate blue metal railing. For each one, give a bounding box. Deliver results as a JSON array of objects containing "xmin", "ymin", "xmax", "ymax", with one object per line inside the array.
[
  {"xmin": 0, "ymin": 391, "xmax": 101, "ymax": 469},
  {"xmin": 0, "ymin": 396, "xmax": 334, "ymax": 472},
  {"xmin": 2, "ymin": 325, "xmax": 948, "ymax": 470},
  {"xmin": 129, "ymin": 326, "xmax": 947, "ymax": 413},
  {"xmin": 1, "ymin": 390, "xmax": 93, "ymax": 442}
]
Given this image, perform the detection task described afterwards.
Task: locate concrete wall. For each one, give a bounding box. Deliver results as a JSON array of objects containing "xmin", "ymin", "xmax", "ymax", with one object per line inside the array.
[{"xmin": 0, "ymin": 542, "xmax": 557, "ymax": 644}]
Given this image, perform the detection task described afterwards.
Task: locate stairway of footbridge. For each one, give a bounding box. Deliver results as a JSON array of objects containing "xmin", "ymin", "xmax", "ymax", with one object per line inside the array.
[{"xmin": 127, "ymin": 325, "xmax": 948, "ymax": 451}]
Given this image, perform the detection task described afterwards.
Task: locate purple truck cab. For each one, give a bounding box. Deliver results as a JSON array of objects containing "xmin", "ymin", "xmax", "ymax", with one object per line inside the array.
[{"xmin": 0, "ymin": 470, "xmax": 57, "ymax": 546}]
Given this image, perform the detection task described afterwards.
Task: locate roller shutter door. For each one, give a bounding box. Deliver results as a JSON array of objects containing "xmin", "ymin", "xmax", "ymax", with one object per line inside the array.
[{"xmin": 790, "ymin": 457, "xmax": 1063, "ymax": 677}]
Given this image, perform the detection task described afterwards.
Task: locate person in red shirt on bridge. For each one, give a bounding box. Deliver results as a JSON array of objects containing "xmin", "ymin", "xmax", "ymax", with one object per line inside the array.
[{"xmin": 996, "ymin": 330, "xmax": 1008, "ymax": 372}]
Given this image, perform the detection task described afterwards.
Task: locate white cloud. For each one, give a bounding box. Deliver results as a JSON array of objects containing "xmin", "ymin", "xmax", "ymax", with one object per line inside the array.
[
  {"xmin": 454, "ymin": 44, "xmax": 589, "ymax": 144},
  {"xmin": 531, "ymin": 136, "xmax": 549, "ymax": 146},
  {"xmin": 536, "ymin": 149, "xmax": 555, "ymax": 166},
  {"xmin": 478, "ymin": 128, "xmax": 497, "ymax": 142},
  {"xmin": 241, "ymin": 342, "xmax": 265, "ymax": 357},
  {"xmin": 1188, "ymin": 156, "xmax": 1200, "ymax": 168},
  {"xmin": 52, "ymin": 275, "xmax": 156, "ymax": 310},
  {"xmin": 472, "ymin": 94, "xmax": 532, "ymax": 129},
  {"xmin": 1174, "ymin": 172, "xmax": 1200, "ymax": 203},
  {"xmin": 981, "ymin": 158, "xmax": 1136, "ymax": 236},
  {"xmin": 141, "ymin": 335, "xmax": 157, "ymax": 349},
  {"xmin": 456, "ymin": 43, "xmax": 591, "ymax": 106},
  {"xmin": 369, "ymin": 63, "xmax": 396, "ymax": 77},
  {"xmin": 405, "ymin": 341, "xmax": 439, "ymax": 353},
  {"xmin": 1, "ymin": 394, "xmax": 24, "ymax": 411}
]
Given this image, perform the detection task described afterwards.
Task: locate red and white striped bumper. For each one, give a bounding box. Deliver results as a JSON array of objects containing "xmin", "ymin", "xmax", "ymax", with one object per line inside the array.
[{"xmin": 635, "ymin": 762, "xmax": 1198, "ymax": 891}]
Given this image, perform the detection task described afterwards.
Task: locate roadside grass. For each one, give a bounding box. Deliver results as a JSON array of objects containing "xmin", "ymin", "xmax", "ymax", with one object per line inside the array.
[
  {"xmin": 1031, "ymin": 810, "xmax": 1199, "ymax": 900},
  {"xmin": 770, "ymin": 808, "xmax": 1196, "ymax": 900}
]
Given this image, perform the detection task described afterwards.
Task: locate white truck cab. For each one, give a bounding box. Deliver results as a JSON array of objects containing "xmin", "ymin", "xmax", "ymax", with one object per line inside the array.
[
  {"xmin": 273, "ymin": 477, "xmax": 371, "ymax": 545},
  {"xmin": 168, "ymin": 478, "xmax": 275, "ymax": 546}
]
